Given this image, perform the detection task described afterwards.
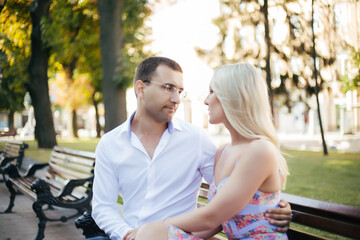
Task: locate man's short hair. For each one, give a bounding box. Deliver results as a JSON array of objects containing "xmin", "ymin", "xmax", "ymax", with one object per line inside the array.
[{"xmin": 134, "ymin": 57, "xmax": 183, "ymax": 85}]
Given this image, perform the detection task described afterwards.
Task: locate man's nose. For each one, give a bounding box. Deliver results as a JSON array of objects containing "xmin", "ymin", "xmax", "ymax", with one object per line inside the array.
[{"xmin": 170, "ymin": 91, "xmax": 181, "ymax": 103}]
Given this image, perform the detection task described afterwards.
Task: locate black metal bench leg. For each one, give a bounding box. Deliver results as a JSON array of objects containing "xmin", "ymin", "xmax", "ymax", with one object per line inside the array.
[
  {"xmin": 4, "ymin": 180, "xmax": 16, "ymax": 213},
  {"xmin": 1, "ymin": 170, "xmax": 6, "ymax": 182},
  {"xmin": 32, "ymin": 200, "xmax": 47, "ymax": 240}
]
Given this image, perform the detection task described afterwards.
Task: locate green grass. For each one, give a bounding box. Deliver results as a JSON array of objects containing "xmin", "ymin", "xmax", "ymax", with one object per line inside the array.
[
  {"xmin": 1, "ymin": 139, "xmax": 359, "ymax": 239},
  {"xmin": 0, "ymin": 139, "xmax": 100, "ymax": 163},
  {"xmin": 282, "ymin": 148, "xmax": 360, "ymax": 208},
  {"xmin": 281, "ymin": 148, "xmax": 360, "ymax": 240}
]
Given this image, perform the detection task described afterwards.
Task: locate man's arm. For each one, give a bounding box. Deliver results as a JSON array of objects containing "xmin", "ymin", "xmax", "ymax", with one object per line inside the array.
[
  {"xmin": 265, "ymin": 199, "xmax": 292, "ymax": 232},
  {"xmin": 198, "ymin": 130, "xmax": 218, "ymax": 184},
  {"xmin": 92, "ymin": 140, "xmax": 133, "ymax": 239}
]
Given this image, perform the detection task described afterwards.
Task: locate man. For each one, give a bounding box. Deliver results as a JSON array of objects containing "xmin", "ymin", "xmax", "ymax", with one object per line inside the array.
[{"xmin": 92, "ymin": 57, "xmax": 291, "ymax": 240}]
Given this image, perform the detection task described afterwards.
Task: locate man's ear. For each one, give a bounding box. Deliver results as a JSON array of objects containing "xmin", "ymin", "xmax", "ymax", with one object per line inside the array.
[{"xmin": 134, "ymin": 80, "xmax": 145, "ymax": 98}]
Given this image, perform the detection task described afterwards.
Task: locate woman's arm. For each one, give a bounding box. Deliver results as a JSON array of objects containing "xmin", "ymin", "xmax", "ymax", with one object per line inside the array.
[
  {"xmin": 165, "ymin": 140, "xmax": 278, "ymax": 233},
  {"xmin": 192, "ymin": 225, "xmax": 223, "ymax": 239}
]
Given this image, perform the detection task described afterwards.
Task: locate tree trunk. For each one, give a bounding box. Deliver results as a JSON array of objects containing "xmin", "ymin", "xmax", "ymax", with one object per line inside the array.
[
  {"xmin": 92, "ymin": 91, "xmax": 102, "ymax": 138},
  {"xmin": 263, "ymin": 0, "xmax": 274, "ymax": 117},
  {"xmin": 27, "ymin": 0, "xmax": 57, "ymax": 149},
  {"xmin": 63, "ymin": 65, "xmax": 78, "ymax": 138},
  {"xmin": 8, "ymin": 110, "xmax": 14, "ymax": 130},
  {"xmin": 98, "ymin": 0, "xmax": 127, "ymax": 133},
  {"xmin": 0, "ymin": 0, "xmax": 7, "ymax": 13},
  {"xmin": 311, "ymin": 0, "xmax": 328, "ymax": 156},
  {"xmin": 72, "ymin": 109, "xmax": 78, "ymax": 138}
]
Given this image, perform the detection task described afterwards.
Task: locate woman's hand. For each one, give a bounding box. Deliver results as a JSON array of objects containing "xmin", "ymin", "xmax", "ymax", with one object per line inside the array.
[{"xmin": 265, "ymin": 199, "xmax": 292, "ymax": 232}]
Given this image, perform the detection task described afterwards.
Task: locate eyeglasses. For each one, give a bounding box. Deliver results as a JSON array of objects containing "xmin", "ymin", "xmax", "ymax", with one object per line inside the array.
[{"xmin": 142, "ymin": 80, "xmax": 187, "ymax": 99}]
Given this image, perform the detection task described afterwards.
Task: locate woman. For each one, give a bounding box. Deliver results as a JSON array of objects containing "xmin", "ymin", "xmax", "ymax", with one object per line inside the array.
[{"xmin": 135, "ymin": 63, "xmax": 289, "ymax": 239}]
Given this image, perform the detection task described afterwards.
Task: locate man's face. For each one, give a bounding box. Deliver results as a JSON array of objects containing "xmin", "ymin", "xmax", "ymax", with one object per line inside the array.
[{"xmin": 141, "ymin": 65, "xmax": 184, "ymax": 123}]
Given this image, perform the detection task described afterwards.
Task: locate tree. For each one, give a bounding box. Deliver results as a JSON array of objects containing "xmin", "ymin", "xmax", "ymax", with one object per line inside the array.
[
  {"xmin": 98, "ymin": 0, "xmax": 152, "ymax": 132},
  {"xmin": 27, "ymin": 0, "xmax": 57, "ymax": 148},
  {"xmin": 341, "ymin": 47, "xmax": 360, "ymax": 93},
  {"xmin": 42, "ymin": 0, "xmax": 101, "ymax": 138},
  {"xmin": 311, "ymin": 0, "xmax": 327, "ymax": 156},
  {"xmin": 0, "ymin": 52, "xmax": 27, "ymax": 129},
  {"xmin": 0, "ymin": 1, "xmax": 29, "ymax": 130},
  {"xmin": 262, "ymin": 0, "xmax": 273, "ymax": 116}
]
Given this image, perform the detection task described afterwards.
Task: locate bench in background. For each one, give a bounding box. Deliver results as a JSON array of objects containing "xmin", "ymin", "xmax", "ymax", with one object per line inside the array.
[
  {"xmin": 0, "ymin": 140, "xmax": 28, "ymax": 181},
  {"xmin": 4, "ymin": 146, "xmax": 95, "ymax": 240},
  {"xmin": 0, "ymin": 128, "xmax": 17, "ymax": 138}
]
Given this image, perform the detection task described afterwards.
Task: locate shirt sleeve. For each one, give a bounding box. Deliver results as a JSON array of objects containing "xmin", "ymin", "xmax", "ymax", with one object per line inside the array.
[
  {"xmin": 198, "ymin": 130, "xmax": 217, "ymax": 184},
  {"xmin": 92, "ymin": 138, "xmax": 133, "ymax": 240}
]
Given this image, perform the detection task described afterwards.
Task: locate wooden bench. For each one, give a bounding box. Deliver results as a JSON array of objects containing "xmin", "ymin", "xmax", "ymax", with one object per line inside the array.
[
  {"xmin": 4, "ymin": 146, "xmax": 95, "ymax": 240},
  {"xmin": 76, "ymin": 182, "xmax": 360, "ymax": 240},
  {"xmin": 0, "ymin": 140, "xmax": 28, "ymax": 181},
  {"xmin": 282, "ymin": 192, "xmax": 360, "ymax": 239},
  {"xmin": 0, "ymin": 128, "xmax": 17, "ymax": 137}
]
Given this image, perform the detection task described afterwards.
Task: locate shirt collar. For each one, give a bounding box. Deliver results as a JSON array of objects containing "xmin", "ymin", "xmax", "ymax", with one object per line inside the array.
[{"xmin": 119, "ymin": 111, "xmax": 183, "ymax": 138}]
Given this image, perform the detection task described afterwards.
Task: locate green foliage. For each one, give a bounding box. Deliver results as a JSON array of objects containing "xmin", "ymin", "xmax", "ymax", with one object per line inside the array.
[
  {"xmin": 0, "ymin": 0, "xmax": 31, "ymax": 113},
  {"xmin": 41, "ymin": 0, "xmax": 101, "ymax": 108},
  {"xmin": 198, "ymin": 0, "xmax": 340, "ymax": 113},
  {"xmin": 341, "ymin": 47, "xmax": 360, "ymax": 93},
  {"xmin": 113, "ymin": 0, "xmax": 153, "ymax": 89}
]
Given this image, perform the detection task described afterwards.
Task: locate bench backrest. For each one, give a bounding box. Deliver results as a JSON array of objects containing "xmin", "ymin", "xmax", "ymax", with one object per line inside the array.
[
  {"xmin": 46, "ymin": 146, "xmax": 96, "ymax": 200},
  {"xmin": 197, "ymin": 183, "xmax": 360, "ymax": 240},
  {"xmin": 0, "ymin": 128, "xmax": 17, "ymax": 137},
  {"xmin": 1, "ymin": 140, "xmax": 28, "ymax": 168},
  {"xmin": 2, "ymin": 140, "xmax": 25, "ymax": 157},
  {"xmin": 282, "ymin": 192, "xmax": 360, "ymax": 239}
]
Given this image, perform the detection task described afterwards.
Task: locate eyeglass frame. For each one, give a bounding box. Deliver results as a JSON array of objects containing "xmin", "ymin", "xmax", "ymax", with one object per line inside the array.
[{"xmin": 142, "ymin": 80, "xmax": 187, "ymax": 99}]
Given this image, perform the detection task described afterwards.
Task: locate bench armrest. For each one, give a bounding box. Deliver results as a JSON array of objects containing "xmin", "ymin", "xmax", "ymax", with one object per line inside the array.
[
  {"xmin": 0, "ymin": 156, "xmax": 20, "ymax": 168},
  {"xmin": 24, "ymin": 163, "xmax": 49, "ymax": 178},
  {"xmin": 58, "ymin": 176, "xmax": 94, "ymax": 198},
  {"xmin": 3, "ymin": 164, "xmax": 21, "ymax": 178}
]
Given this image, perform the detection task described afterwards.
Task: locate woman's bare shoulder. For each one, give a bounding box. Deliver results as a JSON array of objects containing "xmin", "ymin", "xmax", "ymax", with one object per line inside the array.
[{"xmin": 246, "ymin": 139, "xmax": 277, "ymax": 164}]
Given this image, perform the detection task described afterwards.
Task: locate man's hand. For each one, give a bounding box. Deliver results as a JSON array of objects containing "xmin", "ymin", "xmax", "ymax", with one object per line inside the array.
[
  {"xmin": 123, "ymin": 228, "xmax": 139, "ymax": 240},
  {"xmin": 265, "ymin": 199, "xmax": 292, "ymax": 233}
]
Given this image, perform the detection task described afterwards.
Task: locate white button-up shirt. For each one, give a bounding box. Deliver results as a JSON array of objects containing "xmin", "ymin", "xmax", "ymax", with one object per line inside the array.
[{"xmin": 92, "ymin": 113, "xmax": 217, "ymax": 240}]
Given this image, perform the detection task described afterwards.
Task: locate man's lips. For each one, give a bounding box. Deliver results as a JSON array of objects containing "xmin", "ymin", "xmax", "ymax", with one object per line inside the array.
[{"xmin": 165, "ymin": 105, "xmax": 177, "ymax": 112}]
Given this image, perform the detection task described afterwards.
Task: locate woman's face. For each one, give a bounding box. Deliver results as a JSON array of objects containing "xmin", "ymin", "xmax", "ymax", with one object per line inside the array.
[{"xmin": 204, "ymin": 86, "xmax": 226, "ymax": 124}]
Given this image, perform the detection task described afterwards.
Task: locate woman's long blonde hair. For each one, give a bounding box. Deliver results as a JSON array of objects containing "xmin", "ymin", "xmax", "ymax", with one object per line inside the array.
[{"xmin": 211, "ymin": 63, "xmax": 289, "ymax": 188}]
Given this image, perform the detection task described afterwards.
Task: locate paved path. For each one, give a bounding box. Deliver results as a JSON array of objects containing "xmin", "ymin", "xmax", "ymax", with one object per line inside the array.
[{"xmin": 0, "ymin": 181, "xmax": 84, "ymax": 240}]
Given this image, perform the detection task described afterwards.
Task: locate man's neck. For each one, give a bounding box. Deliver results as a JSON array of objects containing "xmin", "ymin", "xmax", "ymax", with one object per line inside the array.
[
  {"xmin": 131, "ymin": 112, "xmax": 168, "ymax": 135},
  {"xmin": 131, "ymin": 112, "xmax": 169, "ymax": 159}
]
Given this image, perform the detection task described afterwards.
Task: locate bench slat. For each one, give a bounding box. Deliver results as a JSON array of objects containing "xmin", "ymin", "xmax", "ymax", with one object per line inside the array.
[
  {"xmin": 50, "ymin": 155, "xmax": 93, "ymax": 174},
  {"xmin": 282, "ymin": 192, "xmax": 360, "ymax": 222},
  {"xmin": 48, "ymin": 161, "xmax": 92, "ymax": 179},
  {"xmin": 291, "ymin": 210, "xmax": 360, "ymax": 238},
  {"xmin": 287, "ymin": 228, "xmax": 326, "ymax": 240},
  {"xmin": 10, "ymin": 177, "xmax": 37, "ymax": 200},
  {"xmin": 51, "ymin": 151, "xmax": 95, "ymax": 167}
]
